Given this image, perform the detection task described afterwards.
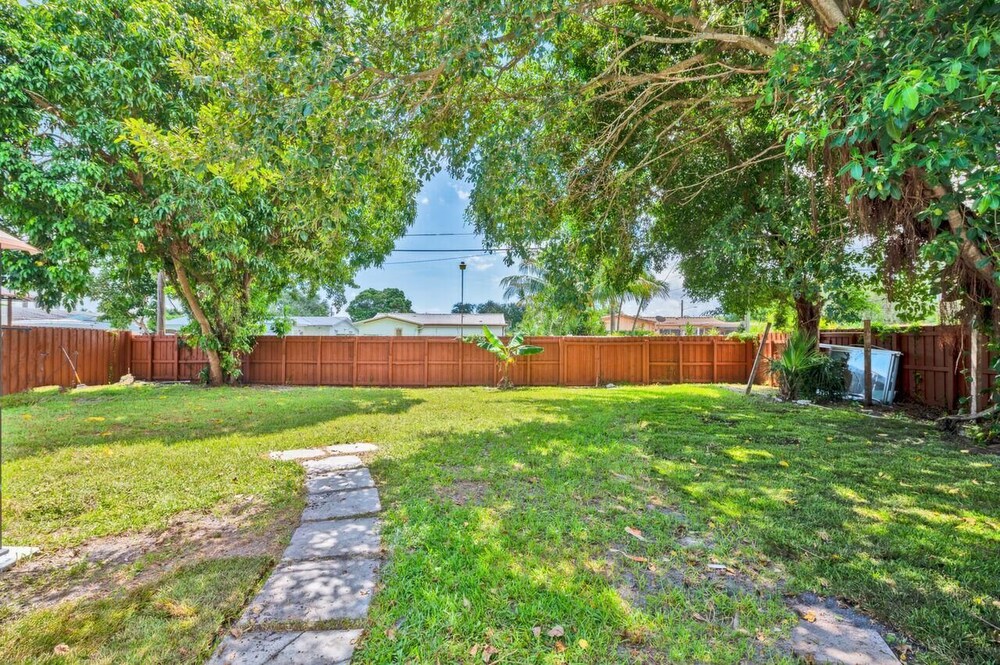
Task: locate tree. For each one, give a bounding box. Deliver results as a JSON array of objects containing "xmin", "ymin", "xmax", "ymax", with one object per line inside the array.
[
  {"xmin": 275, "ymin": 285, "xmax": 333, "ymax": 317},
  {"xmin": 451, "ymin": 300, "xmax": 527, "ymax": 328},
  {"xmin": 91, "ymin": 261, "xmax": 158, "ymax": 333},
  {"xmin": 396, "ymin": 0, "xmax": 997, "ymax": 337},
  {"xmin": 475, "ymin": 300, "xmax": 525, "ymax": 329},
  {"xmin": 0, "ymin": 0, "xmax": 420, "ymax": 385},
  {"xmin": 346, "ymin": 288, "xmax": 413, "ymax": 321}
]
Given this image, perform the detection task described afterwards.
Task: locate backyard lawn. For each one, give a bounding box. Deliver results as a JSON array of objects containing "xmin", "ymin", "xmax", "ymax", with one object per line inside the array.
[{"xmin": 1, "ymin": 383, "xmax": 997, "ymax": 664}]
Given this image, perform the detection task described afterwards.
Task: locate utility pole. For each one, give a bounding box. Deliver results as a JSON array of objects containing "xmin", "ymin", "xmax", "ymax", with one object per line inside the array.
[
  {"xmin": 459, "ymin": 261, "xmax": 467, "ymax": 337},
  {"xmin": 156, "ymin": 270, "xmax": 165, "ymax": 335}
]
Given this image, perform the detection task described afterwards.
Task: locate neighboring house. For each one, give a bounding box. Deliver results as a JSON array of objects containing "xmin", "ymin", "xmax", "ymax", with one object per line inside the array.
[
  {"xmin": 355, "ymin": 313, "xmax": 507, "ymax": 337},
  {"xmin": 1, "ymin": 298, "xmax": 113, "ymax": 329},
  {"xmin": 602, "ymin": 314, "xmax": 741, "ymax": 336},
  {"xmin": 164, "ymin": 315, "xmax": 357, "ymax": 336},
  {"xmin": 281, "ymin": 316, "xmax": 358, "ymax": 336}
]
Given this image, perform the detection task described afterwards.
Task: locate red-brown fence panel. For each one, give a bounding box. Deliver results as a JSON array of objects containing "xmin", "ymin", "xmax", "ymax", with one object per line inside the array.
[{"xmin": 2, "ymin": 327, "xmax": 129, "ymax": 394}]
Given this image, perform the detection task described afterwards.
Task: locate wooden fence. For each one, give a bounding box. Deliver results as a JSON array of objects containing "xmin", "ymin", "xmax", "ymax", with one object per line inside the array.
[
  {"xmin": 1, "ymin": 327, "xmax": 129, "ymax": 395},
  {"xmin": 3, "ymin": 325, "xmax": 992, "ymax": 411},
  {"xmin": 762, "ymin": 326, "xmax": 995, "ymax": 411},
  {"xmin": 128, "ymin": 335, "xmax": 757, "ymax": 387}
]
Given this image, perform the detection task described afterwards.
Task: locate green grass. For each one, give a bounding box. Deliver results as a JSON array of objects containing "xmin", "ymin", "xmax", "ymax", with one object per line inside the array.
[{"xmin": 2, "ymin": 384, "xmax": 998, "ymax": 663}]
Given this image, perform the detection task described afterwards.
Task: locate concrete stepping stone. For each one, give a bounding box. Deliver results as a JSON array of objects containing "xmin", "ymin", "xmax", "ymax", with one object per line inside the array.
[
  {"xmin": 306, "ymin": 468, "xmax": 375, "ymax": 494},
  {"xmin": 282, "ymin": 517, "xmax": 381, "ymax": 561},
  {"xmin": 210, "ymin": 629, "xmax": 361, "ymax": 664},
  {"xmin": 791, "ymin": 600, "xmax": 900, "ymax": 665},
  {"xmin": 242, "ymin": 559, "xmax": 379, "ymax": 623},
  {"xmin": 303, "ymin": 488, "xmax": 381, "ymax": 522},
  {"xmin": 325, "ymin": 443, "xmax": 378, "ymax": 455},
  {"xmin": 302, "ymin": 455, "xmax": 364, "ymax": 475},
  {"xmin": 269, "ymin": 449, "xmax": 330, "ymax": 462}
]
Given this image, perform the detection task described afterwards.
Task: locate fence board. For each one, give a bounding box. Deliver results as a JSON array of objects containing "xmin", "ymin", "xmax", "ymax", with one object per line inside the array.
[
  {"xmin": 6, "ymin": 326, "xmax": 987, "ymax": 413},
  {"xmin": 2, "ymin": 327, "xmax": 129, "ymax": 395}
]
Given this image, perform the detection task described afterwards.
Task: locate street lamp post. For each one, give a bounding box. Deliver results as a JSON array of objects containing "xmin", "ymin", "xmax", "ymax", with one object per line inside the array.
[{"xmin": 459, "ymin": 261, "xmax": 467, "ymax": 337}]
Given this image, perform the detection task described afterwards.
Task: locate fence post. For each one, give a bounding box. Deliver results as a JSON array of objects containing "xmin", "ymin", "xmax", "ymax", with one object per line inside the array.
[
  {"xmin": 711, "ymin": 338, "xmax": 718, "ymax": 384},
  {"xmin": 458, "ymin": 336, "xmax": 463, "ymax": 386},
  {"xmin": 863, "ymin": 319, "xmax": 873, "ymax": 407},
  {"xmin": 558, "ymin": 338, "xmax": 565, "ymax": 386},
  {"xmin": 316, "ymin": 337, "xmax": 322, "ymax": 386},
  {"xmin": 970, "ymin": 322, "xmax": 979, "ymax": 416},
  {"xmin": 642, "ymin": 337, "xmax": 650, "ymax": 384},
  {"xmin": 424, "ymin": 338, "xmax": 429, "ymax": 387},
  {"xmin": 148, "ymin": 335, "xmax": 154, "ymax": 380},
  {"xmin": 174, "ymin": 339, "xmax": 181, "ymax": 381},
  {"xmin": 678, "ymin": 339, "xmax": 684, "ymax": 383},
  {"xmin": 352, "ymin": 337, "xmax": 358, "ymax": 388},
  {"xmin": 281, "ymin": 337, "xmax": 287, "ymax": 385},
  {"xmin": 594, "ymin": 342, "xmax": 601, "ymax": 386},
  {"xmin": 526, "ymin": 337, "xmax": 532, "ymax": 386},
  {"xmin": 387, "ymin": 337, "xmax": 394, "ymax": 388}
]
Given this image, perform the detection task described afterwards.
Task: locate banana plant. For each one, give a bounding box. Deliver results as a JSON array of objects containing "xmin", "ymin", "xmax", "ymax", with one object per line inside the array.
[{"xmin": 468, "ymin": 326, "xmax": 543, "ymax": 389}]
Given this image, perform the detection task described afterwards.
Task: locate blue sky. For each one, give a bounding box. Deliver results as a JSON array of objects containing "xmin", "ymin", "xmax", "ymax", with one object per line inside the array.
[{"xmin": 346, "ymin": 171, "xmax": 712, "ymax": 317}]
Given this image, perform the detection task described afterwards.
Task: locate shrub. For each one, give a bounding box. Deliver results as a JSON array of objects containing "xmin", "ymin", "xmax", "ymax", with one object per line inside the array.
[{"xmin": 769, "ymin": 331, "xmax": 847, "ymax": 402}]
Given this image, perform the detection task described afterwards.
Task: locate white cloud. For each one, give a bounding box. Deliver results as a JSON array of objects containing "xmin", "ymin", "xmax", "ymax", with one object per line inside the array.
[
  {"xmin": 448, "ymin": 182, "xmax": 471, "ymax": 201},
  {"xmin": 419, "ymin": 196, "xmax": 430, "ymax": 205},
  {"xmin": 466, "ymin": 255, "xmax": 496, "ymax": 271}
]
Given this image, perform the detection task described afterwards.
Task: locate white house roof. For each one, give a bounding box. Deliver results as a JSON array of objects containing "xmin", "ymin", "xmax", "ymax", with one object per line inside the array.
[
  {"xmin": 165, "ymin": 315, "xmax": 355, "ymax": 330},
  {"xmin": 290, "ymin": 316, "xmax": 355, "ymax": 327},
  {"xmin": 359, "ymin": 312, "xmax": 506, "ymax": 327}
]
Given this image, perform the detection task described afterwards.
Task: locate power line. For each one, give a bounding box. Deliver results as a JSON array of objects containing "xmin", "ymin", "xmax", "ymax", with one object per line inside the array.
[
  {"xmin": 383, "ymin": 253, "xmax": 493, "ymax": 265},
  {"xmin": 402, "ymin": 232, "xmax": 477, "ymax": 237},
  {"xmin": 389, "ymin": 248, "xmax": 512, "ymax": 253}
]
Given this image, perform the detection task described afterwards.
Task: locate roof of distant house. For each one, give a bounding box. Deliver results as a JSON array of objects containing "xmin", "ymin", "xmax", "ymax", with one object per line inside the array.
[
  {"xmin": 165, "ymin": 315, "xmax": 355, "ymax": 330},
  {"xmin": 6, "ymin": 307, "xmax": 110, "ymax": 329},
  {"xmin": 602, "ymin": 314, "xmax": 739, "ymax": 328},
  {"xmin": 359, "ymin": 312, "xmax": 507, "ymax": 327}
]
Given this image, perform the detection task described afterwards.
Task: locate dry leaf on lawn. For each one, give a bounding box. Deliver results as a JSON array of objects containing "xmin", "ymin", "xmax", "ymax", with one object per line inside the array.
[
  {"xmin": 482, "ymin": 645, "xmax": 498, "ymax": 663},
  {"xmin": 610, "ymin": 548, "xmax": 648, "ymax": 562},
  {"xmin": 532, "ymin": 626, "xmax": 541, "ymax": 638},
  {"xmin": 625, "ymin": 527, "xmax": 646, "ymax": 541},
  {"xmin": 802, "ymin": 611, "xmax": 817, "ymax": 623},
  {"xmin": 547, "ymin": 625, "xmax": 565, "ymax": 637}
]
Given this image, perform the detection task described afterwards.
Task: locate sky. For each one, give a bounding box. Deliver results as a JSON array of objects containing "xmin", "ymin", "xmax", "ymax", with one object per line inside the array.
[{"xmin": 345, "ymin": 170, "xmax": 717, "ymax": 317}]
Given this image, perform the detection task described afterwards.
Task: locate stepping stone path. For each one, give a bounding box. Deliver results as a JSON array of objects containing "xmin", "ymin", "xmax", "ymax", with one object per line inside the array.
[
  {"xmin": 790, "ymin": 595, "xmax": 901, "ymax": 665},
  {"xmin": 210, "ymin": 444, "xmax": 382, "ymax": 665}
]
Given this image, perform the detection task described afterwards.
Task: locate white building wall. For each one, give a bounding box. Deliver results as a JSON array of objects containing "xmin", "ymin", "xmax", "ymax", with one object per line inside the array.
[{"xmin": 356, "ymin": 319, "xmax": 421, "ymax": 336}]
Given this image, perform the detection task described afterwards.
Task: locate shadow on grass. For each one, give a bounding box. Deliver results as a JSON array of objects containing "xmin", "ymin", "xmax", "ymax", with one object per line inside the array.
[
  {"xmin": 3, "ymin": 383, "xmax": 424, "ymax": 462},
  {"xmin": 362, "ymin": 388, "xmax": 999, "ymax": 664}
]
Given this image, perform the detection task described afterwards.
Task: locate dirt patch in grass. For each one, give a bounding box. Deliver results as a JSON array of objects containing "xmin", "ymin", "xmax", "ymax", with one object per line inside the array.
[
  {"xmin": 0, "ymin": 495, "xmax": 294, "ymax": 622},
  {"xmin": 434, "ymin": 480, "xmax": 488, "ymax": 506}
]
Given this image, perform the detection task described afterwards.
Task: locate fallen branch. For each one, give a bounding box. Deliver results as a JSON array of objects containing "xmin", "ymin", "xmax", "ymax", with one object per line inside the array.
[{"xmin": 936, "ymin": 404, "xmax": 999, "ymax": 431}]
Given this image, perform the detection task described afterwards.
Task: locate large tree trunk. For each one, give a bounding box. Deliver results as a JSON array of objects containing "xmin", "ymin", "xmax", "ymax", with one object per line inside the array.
[
  {"xmin": 793, "ymin": 294, "xmax": 822, "ymax": 343},
  {"xmin": 170, "ymin": 250, "xmax": 225, "ymax": 387}
]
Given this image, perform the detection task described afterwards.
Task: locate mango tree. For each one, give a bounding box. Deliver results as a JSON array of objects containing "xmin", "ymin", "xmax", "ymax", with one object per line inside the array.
[{"xmin": 0, "ymin": 0, "xmax": 420, "ymax": 384}]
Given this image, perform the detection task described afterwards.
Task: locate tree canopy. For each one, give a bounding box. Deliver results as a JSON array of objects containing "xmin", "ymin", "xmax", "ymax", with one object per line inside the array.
[
  {"xmin": 346, "ymin": 287, "xmax": 413, "ymax": 321},
  {"xmin": 0, "ymin": 0, "xmax": 421, "ymax": 383},
  {"xmin": 390, "ymin": 0, "xmax": 998, "ymax": 333}
]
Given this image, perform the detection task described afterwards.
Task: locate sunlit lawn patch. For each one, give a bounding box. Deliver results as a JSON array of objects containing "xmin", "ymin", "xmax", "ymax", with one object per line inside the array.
[{"xmin": 2, "ymin": 384, "xmax": 997, "ymax": 663}]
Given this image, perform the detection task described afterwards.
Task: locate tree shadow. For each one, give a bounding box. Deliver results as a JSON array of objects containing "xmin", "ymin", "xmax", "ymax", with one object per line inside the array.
[
  {"xmin": 360, "ymin": 388, "xmax": 999, "ymax": 663},
  {"xmin": 3, "ymin": 383, "xmax": 424, "ymax": 462}
]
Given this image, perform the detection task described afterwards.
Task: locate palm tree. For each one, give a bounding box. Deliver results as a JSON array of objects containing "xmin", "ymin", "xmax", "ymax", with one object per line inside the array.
[
  {"xmin": 500, "ymin": 258, "xmax": 547, "ymax": 306},
  {"xmin": 594, "ymin": 270, "xmax": 669, "ymax": 332},
  {"xmin": 626, "ymin": 274, "xmax": 670, "ymax": 331}
]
